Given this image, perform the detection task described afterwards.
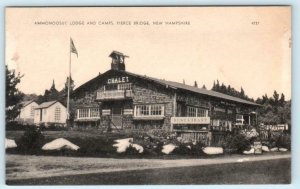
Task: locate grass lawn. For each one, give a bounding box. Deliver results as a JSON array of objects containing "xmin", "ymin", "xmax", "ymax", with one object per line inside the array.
[{"xmin": 7, "ymin": 158, "xmax": 291, "ymax": 185}]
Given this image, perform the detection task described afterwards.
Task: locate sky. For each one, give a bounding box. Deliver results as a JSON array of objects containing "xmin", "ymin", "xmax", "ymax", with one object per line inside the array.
[{"xmin": 6, "ymin": 7, "xmax": 291, "ymax": 100}]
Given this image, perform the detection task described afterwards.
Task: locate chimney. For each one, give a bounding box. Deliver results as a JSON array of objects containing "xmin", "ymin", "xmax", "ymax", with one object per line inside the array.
[{"xmin": 109, "ymin": 51, "xmax": 129, "ymax": 71}]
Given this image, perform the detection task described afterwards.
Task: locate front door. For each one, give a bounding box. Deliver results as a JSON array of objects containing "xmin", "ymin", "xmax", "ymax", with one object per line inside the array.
[{"xmin": 111, "ymin": 107, "xmax": 123, "ymax": 129}]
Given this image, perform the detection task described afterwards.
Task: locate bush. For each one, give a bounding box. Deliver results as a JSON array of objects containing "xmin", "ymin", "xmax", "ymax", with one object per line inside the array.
[
  {"xmin": 147, "ymin": 129, "xmax": 177, "ymax": 140},
  {"xmin": 6, "ymin": 121, "xmax": 36, "ymax": 131},
  {"xmin": 190, "ymin": 142, "xmax": 206, "ymax": 156},
  {"xmin": 39, "ymin": 123, "xmax": 68, "ymax": 131},
  {"xmin": 16, "ymin": 127, "xmax": 45, "ymax": 154},
  {"xmin": 222, "ymin": 133, "xmax": 251, "ymax": 153},
  {"xmin": 124, "ymin": 145, "xmax": 141, "ymax": 155},
  {"xmin": 172, "ymin": 143, "xmax": 192, "ymax": 155},
  {"xmin": 76, "ymin": 137, "xmax": 117, "ymax": 157},
  {"xmin": 271, "ymin": 131, "xmax": 291, "ymax": 150}
]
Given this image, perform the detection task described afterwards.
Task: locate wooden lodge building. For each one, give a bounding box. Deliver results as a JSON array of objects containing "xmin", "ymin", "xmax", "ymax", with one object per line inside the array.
[{"xmin": 72, "ymin": 51, "xmax": 260, "ymax": 142}]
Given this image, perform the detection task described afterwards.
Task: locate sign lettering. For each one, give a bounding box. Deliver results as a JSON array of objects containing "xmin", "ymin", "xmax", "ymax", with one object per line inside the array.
[
  {"xmin": 171, "ymin": 117, "xmax": 210, "ymax": 124},
  {"xmin": 107, "ymin": 76, "xmax": 129, "ymax": 84}
]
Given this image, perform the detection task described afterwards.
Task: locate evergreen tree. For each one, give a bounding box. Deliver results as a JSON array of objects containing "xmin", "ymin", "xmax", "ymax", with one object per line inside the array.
[
  {"xmin": 202, "ymin": 84, "xmax": 207, "ymax": 89},
  {"xmin": 221, "ymin": 83, "xmax": 227, "ymax": 94},
  {"xmin": 63, "ymin": 76, "xmax": 75, "ymax": 95},
  {"xmin": 279, "ymin": 93, "xmax": 285, "ymax": 106},
  {"xmin": 227, "ymin": 85, "xmax": 233, "ymax": 96},
  {"xmin": 194, "ymin": 81, "xmax": 198, "ymax": 88},
  {"xmin": 216, "ymin": 80, "xmax": 220, "ymax": 91},
  {"xmin": 6, "ymin": 65, "xmax": 24, "ymax": 121},
  {"xmin": 273, "ymin": 90, "xmax": 280, "ymax": 106},
  {"xmin": 262, "ymin": 94, "xmax": 269, "ymax": 104},
  {"xmin": 240, "ymin": 87, "xmax": 245, "ymax": 98},
  {"xmin": 41, "ymin": 80, "xmax": 59, "ymax": 102}
]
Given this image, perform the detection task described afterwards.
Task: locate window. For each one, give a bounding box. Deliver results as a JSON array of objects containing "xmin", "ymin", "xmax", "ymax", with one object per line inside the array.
[
  {"xmin": 77, "ymin": 108, "xmax": 100, "ymax": 119},
  {"xmin": 211, "ymin": 119, "xmax": 220, "ymax": 126},
  {"xmin": 236, "ymin": 114, "xmax": 244, "ymax": 125},
  {"xmin": 118, "ymin": 83, "xmax": 132, "ymax": 90},
  {"xmin": 54, "ymin": 106, "xmax": 61, "ymax": 121},
  {"xmin": 186, "ymin": 106, "xmax": 208, "ymax": 117},
  {"xmin": 78, "ymin": 109, "xmax": 89, "ymax": 118},
  {"xmin": 30, "ymin": 106, "xmax": 35, "ymax": 117},
  {"xmin": 197, "ymin": 108, "xmax": 207, "ymax": 117},
  {"xmin": 134, "ymin": 104, "xmax": 164, "ymax": 117},
  {"xmin": 151, "ymin": 105, "xmax": 163, "ymax": 115},
  {"xmin": 90, "ymin": 108, "xmax": 100, "ymax": 118},
  {"xmin": 187, "ymin": 106, "xmax": 196, "ymax": 117}
]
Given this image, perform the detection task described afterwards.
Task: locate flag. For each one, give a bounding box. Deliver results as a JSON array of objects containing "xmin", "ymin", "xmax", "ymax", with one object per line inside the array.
[{"xmin": 70, "ymin": 38, "xmax": 78, "ymax": 57}]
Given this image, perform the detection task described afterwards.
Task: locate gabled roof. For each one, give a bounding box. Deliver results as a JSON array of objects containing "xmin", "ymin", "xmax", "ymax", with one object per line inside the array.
[
  {"xmin": 20, "ymin": 100, "xmax": 37, "ymax": 108},
  {"xmin": 123, "ymin": 71, "xmax": 260, "ymax": 106},
  {"xmin": 73, "ymin": 69, "xmax": 260, "ymax": 107},
  {"xmin": 35, "ymin": 100, "xmax": 61, "ymax": 109}
]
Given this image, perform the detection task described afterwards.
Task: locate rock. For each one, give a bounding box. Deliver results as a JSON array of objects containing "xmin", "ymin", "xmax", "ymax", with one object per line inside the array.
[
  {"xmin": 113, "ymin": 138, "xmax": 133, "ymax": 153},
  {"xmin": 243, "ymin": 148, "xmax": 254, "ymax": 154},
  {"xmin": 131, "ymin": 143, "xmax": 144, "ymax": 153},
  {"xmin": 162, "ymin": 144, "xmax": 177, "ymax": 154},
  {"xmin": 114, "ymin": 138, "xmax": 133, "ymax": 143},
  {"xmin": 203, "ymin": 147, "xmax": 223, "ymax": 155},
  {"xmin": 270, "ymin": 147, "xmax": 279, "ymax": 152},
  {"xmin": 5, "ymin": 138, "xmax": 17, "ymax": 149},
  {"xmin": 262, "ymin": 146, "xmax": 270, "ymax": 152},
  {"xmin": 42, "ymin": 138, "xmax": 79, "ymax": 151},
  {"xmin": 279, "ymin": 148, "xmax": 288, "ymax": 152},
  {"xmin": 176, "ymin": 137, "xmax": 183, "ymax": 142}
]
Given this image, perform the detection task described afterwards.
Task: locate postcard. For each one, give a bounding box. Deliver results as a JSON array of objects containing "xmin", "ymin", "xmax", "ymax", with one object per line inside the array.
[{"xmin": 5, "ymin": 6, "xmax": 291, "ymax": 185}]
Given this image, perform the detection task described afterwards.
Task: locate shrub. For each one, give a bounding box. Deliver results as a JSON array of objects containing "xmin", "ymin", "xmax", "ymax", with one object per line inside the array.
[
  {"xmin": 273, "ymin": 132, "xmax": 291, "ymax": 150},
  {"xmin": 6, "ymin": 121, "xmax": 36, "ymax": 131},
  {"xmin": 190, "ymin": 142, "xmax": 206, "ymax": 156},
  {"xmin": 147, "ymin": 129, "xmax": 177, "ymax": 140},
  {"xmin": 124, "ymin": 145, "xmax": 141, "ymax": 155},
  {"xmin": 76, "ymin": 137, "xmax": 117, "ymax": 156},
  {"xmin": 16, "ymin": 127, "xmax": 45, "ymax": 154},
  {"xmin": 222, "ymin": 133, "xmax": 251, "ymax": 153},
  {"xmin": 172, "ymin": 143, "xmax": 191, "ymax": 155}
]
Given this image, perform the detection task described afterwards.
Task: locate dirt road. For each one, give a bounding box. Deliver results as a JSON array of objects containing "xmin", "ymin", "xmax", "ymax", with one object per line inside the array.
[{"xmin": 6, "ymin": 152, "xmax": 290, "ymax": 181}]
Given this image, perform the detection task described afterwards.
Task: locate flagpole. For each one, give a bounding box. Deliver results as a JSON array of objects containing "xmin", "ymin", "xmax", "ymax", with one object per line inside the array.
[{"xmin": 67, "ymin": 40, "xmax": 71, "ymax": 125}]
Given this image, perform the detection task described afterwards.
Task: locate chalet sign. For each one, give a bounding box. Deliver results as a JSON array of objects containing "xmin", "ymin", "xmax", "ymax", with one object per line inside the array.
[
  {"xmin": 107, "ymin": 76, "xmax": 129, "ymax": 84},
  {"xmin": 171, "ymin": 117, "xmax": 210, "ymax": 124}
]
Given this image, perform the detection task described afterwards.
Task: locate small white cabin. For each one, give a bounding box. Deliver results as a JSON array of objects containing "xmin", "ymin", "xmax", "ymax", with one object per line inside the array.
[
  {"xmin": 17, "ymin": 100, "xmax": 39, "ymax": 124},
  {"xmin": 34, "ymin": 101, "xmax": 67, "ymax": 126}
]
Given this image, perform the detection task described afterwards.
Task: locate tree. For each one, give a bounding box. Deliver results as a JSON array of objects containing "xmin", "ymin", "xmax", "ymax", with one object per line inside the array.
[
  {"xmin": 63, "ymin": 76, "xmax": 75, "ymax": 95},
  {"xmin": 221, "ymin": 83, "xmax": 226, "ymax": 94},
  {"xmin": 279, "ymin": 93, "xmax": 285, "ymax": 106},
  {"xmin": 202, "ymin": 84, "xmax": 206, "ymax": 89},
  {"xmin": 23, "ymin": 93, "xmax": 39, "ymax": 101},
  {"xmin": 216, "ymin": 80, "xmax": 220, "ymax": 91},
  {"xmin": 212, "ymin": 80, "xmax": 216, "ymax": 90},
  {"xmin": 272, "ymin": 90, "xmax": 279, "ymax": 106},
  {"xmin": 240, "ymin": 87, "xmax": 245, "ymax": 98},
  {"xmin": 39, "ymin": 80, "xmax": 60, "ymax": 102},
  {"xmin": 194, "ymin": 81, "xmax": 198, "ymax": 88},
  {"xmin": 6, "ymin": 65, "xmax": 24, "ymax": 121}
]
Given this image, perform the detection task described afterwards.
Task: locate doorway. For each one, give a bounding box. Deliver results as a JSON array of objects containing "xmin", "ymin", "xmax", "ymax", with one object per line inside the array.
[{"xmin": 111, "ymin": 106, "xmax": 123, "ymax": 129}]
